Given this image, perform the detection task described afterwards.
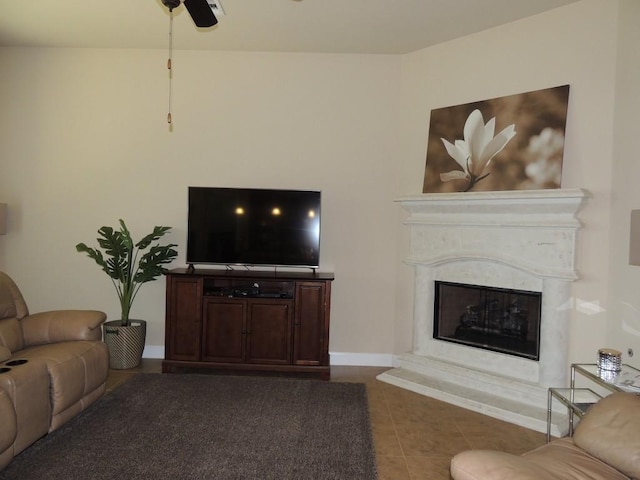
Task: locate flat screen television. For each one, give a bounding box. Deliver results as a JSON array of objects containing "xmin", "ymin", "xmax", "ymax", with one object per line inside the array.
[{"xmin": 187, "ymin": 187, "xmax": 321, "ymax": 268}]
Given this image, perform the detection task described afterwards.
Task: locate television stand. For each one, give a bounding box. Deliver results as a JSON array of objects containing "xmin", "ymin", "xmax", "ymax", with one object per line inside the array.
[{"xmin": 163, "ymin": 268, "xmax": 334, "ymax": 379}]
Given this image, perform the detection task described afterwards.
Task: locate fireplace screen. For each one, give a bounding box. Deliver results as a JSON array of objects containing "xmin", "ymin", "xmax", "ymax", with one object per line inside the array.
[{"xmin": 434, "ymin": 281, "xmax": 541, "ymax": 360}]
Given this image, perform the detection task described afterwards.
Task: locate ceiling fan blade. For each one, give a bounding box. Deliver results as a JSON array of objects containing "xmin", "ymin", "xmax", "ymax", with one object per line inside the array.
[{"xmin": 183, "ymin": 0, "xmax": 218, "ymax": 27}]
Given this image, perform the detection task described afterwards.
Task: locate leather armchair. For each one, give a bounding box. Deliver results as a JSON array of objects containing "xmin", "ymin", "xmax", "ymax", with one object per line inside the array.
[
  {"xmin": 450, "ymin": 392, "xmax": 640, "ymax": 480},
  {"xmin": 0, "ymin": 271, "xmax": 109, "ymax": 470}
]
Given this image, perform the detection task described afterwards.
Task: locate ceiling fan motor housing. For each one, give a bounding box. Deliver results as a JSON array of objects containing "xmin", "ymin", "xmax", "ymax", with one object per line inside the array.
[
  {"xmin": 161, "ymin": 0, "xmax": 217, "ymax": 27},
  {"xmin": 162, "ymin": 0, "xmax": 181, "ymax": 11}
]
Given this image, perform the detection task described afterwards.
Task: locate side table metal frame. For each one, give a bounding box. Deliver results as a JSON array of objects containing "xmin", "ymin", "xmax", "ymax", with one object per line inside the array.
[
  {"xmin": 546, "ymin": 387, "xmax": 601, "ymax": 442},
  {"xmin": 546, "ymin": 363, "xmax": 640, "ymax": 443}
]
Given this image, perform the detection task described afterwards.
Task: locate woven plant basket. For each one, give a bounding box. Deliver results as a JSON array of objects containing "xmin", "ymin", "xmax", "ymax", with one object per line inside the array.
[{"xmin": 103, "ymin": 320, "xmax": 147, "ymax": 370}]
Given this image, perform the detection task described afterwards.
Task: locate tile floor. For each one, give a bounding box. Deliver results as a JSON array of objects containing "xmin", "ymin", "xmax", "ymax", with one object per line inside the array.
[{"xmin": 107, "ymin": 361, "xmax": 547, "ymax": 480}]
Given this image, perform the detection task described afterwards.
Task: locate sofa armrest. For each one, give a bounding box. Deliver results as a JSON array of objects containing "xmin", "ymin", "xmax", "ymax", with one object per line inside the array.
[
  {"xmin": 451, "ymin": 438, "xmax": 631, "ymax": 480},
  {"xmin": 451, "ymin": 450, "xmax": 549, "ymax": 480},
  {"xmin": 20, "ymin": 310, "xmax": 106, "ymax": 346},
  {"xmin": 573, "ymin": 392, "xmax": 640, "ymax": 478}
]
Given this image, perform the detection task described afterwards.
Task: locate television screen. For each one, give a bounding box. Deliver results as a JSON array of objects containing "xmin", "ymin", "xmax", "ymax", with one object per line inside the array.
[{"xmin": 187, "ymin": 187, "xmax": 321, "ymax": 268}]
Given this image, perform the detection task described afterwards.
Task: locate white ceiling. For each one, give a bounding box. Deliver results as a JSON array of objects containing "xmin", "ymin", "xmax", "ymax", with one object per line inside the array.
[{"xmin": 0, "ymin": 0, "xmax": 579, "ymax": 54}]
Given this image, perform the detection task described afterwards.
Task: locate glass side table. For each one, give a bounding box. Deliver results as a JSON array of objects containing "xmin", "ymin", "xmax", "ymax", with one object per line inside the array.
[
  {"xmin": 571, "ymin": 363, "xmax": 640, "ymax": 393},
  {"xmin": 546, "ymin": 387, "xmax": 602, "ymax": 442},
  {"xmin": 547, "ymin": 363, "xmax": 640, "ymax": 443}
]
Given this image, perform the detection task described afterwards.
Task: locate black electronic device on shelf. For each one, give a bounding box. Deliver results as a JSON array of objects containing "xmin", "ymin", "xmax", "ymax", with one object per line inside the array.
[
  {"xmin": 232, "ymin": 283, "xmax": 261, "ymax": 297},
  {"xmin": 203, "ymin": 280, "xmax": 293, "ymax": 299}
]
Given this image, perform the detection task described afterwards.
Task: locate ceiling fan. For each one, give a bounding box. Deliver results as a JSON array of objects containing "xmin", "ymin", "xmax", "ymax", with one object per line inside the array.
[
  {"xmin": 161, "ymin": 0, "xmax": 219, "ymax": 27},
  {"xmin": 160, "ymin": 0, "xmax": 222, "ymax": 125}
]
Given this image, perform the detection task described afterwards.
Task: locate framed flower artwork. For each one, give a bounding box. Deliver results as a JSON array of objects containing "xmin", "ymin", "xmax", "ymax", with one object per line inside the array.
[{"xmin": 422, "ymin": 85, "xmax": 570, "ymax": 193}]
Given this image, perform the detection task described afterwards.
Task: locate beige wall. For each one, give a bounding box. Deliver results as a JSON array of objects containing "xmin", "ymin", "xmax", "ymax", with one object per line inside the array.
[
  {"xmin": 1, "ymin": 0, "xmax": 637, "ymax": 368},
  {"xmin": 0, "ymin": 48, "xmax": 401, "ymax": 360}
]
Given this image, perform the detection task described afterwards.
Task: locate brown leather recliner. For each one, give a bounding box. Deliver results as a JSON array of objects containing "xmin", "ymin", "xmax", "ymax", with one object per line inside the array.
[
  {"xmin": 450, "ymin": 391, "xmax": 640, "ymax": 480},
  {"xmin": 0, "ymin": 271, "xmax": 108, "ymax": 471}
]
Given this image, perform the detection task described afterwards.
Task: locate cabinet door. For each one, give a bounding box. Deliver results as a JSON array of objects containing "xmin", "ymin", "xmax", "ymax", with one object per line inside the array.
[
  {"xmin": 246, "ymin": 300, "xmax": 293, "ymax": 365},
  {"xmin": 165, "ymin": 276, "xmax": 203, "ymax": 361},
  {"xmin": 293, "ymin": 281, "xmax": 329, "ymax": 366},
  {"xmin": 201, "ymin": 299, "xmax": 246, "ymax": 363}
]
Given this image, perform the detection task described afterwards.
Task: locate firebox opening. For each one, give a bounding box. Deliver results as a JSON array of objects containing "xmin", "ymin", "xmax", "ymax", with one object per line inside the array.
[{"xmin": 433, "ymin": 281, "xmax": 542, "ymax": 361}]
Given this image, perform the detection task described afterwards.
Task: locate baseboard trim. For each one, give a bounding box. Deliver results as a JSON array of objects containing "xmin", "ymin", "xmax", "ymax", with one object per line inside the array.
[
  {"xmin": 329, "ymin": 352, "xmax": 394, "ymax": 367},
  {"xmin": 142, "ymin": 346, "xmax": 394, "ymax": 367}
]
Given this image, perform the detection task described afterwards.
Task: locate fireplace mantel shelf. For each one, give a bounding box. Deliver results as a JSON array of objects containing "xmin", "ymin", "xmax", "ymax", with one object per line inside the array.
[
  {"xmin": 396, "ymin": 188, "xmax": 589, "ymax": 228},
  {"xmin": 397, "ymin": 188, "xmax": 589, "ymax": 204}
]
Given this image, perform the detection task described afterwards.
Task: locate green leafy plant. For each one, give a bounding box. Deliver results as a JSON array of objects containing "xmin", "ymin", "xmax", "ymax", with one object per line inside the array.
[{"xmin": 76, "ymin": 219, "xmax": 178, "ymax": 326}]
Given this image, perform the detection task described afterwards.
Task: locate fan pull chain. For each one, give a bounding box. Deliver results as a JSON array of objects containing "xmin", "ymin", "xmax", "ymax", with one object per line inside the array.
[{"xmin": 167, "ymin": 8, "xmax": 174, "ymax": 125}]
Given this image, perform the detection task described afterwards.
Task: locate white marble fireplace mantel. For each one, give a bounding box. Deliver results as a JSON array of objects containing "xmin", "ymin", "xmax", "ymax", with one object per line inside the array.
[{"xmin": 378, "ymin": 188, "xmax": 589, "ymax": 434}]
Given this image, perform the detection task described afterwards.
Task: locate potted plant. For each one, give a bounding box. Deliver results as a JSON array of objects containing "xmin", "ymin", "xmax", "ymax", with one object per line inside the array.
[{"xmin": 76, "ymin": 219, "xmax": 178, "ymax": 369}]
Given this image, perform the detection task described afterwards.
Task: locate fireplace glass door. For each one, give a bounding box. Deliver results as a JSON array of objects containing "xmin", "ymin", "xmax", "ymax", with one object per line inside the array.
[{"xmin": 433, "ymin": 281, "xmax": 541, "ymax": 360}]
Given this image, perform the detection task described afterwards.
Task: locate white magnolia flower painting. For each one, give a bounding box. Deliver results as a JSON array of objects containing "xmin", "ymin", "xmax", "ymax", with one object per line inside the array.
[{"xmin": 423, "ymin": 85, "xmax": 570, "ymax": 193}]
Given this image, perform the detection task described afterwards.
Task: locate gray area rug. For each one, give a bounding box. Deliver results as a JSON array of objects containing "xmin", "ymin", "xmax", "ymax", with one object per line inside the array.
[{"xmin": 0, "ymin": 374, "xmax": 377, "ymax": 480}]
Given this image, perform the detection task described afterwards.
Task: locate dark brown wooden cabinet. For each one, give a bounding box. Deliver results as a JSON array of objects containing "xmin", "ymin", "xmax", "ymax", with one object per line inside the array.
[
  {"xmin": 163, "ymin": 268, "xmax": 333, "ymax": 379},
  {"xmin": 165, "ymin": 275, "xmax": 202, "ymax": 362},
  {"xmin": 293, "ymin": 282, "xmax": 328, "ymax": 366}
]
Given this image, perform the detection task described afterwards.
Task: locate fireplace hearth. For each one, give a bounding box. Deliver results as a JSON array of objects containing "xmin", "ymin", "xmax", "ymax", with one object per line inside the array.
[{"xmin": 434, "ymin": 281, "xmax": 541, "ymax": 360}]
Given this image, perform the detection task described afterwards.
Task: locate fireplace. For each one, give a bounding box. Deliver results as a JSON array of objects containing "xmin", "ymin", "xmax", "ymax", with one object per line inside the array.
[
  {"xmin": 377, "ymin": 189, "xmax": 588, "ymax": 434},
  {"xmin": 434, "ymin": 281, "xmax": 541, "ymax": 360}
]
